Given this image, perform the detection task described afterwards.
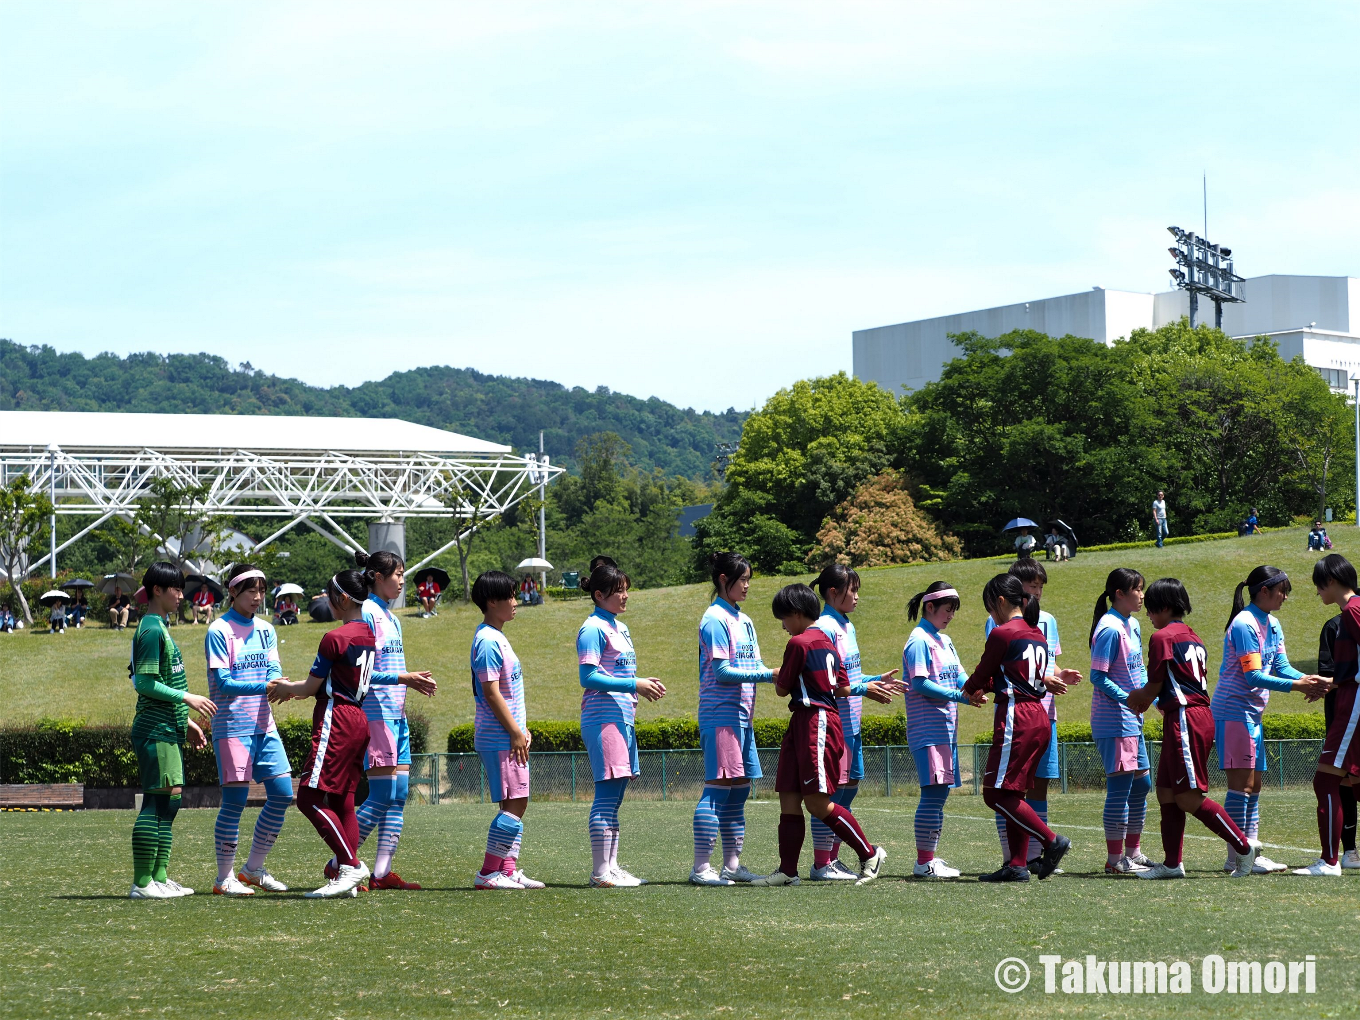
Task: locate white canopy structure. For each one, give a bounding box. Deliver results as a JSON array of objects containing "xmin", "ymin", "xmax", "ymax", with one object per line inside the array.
[{"xmin": 0, "ymin": 410, "xmax": 562, "ymax": 577}]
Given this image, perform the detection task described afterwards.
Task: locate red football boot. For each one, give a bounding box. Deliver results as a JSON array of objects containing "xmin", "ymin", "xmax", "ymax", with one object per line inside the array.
[{"xmin": 368, "ymin": 871, "xmax": 421, "ymax": 890}]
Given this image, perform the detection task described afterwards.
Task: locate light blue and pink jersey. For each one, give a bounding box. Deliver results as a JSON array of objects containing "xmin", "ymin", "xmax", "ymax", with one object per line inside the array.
[
  {"xmin": 1212, "ymin": 605, "xmax": 1290, "ymax": 725},
  {"xmin": 698, "ymin": 599, "xmax": 762, "ymax": 731},
  {"xmin": 205, "ymin": 609, "xmax": 289, "ymax": 783},
  {"xmin": 985, "ymin": 611, "xmax": 1062, "ymax": 721},
  {"xmin": 578, "ymin": 608, "xmax": 640, "ymax": 781},
  {"xmin": 362, "ymin": 595, "xmax": 407, "ymax": 721},
  {"xmin": 1089, "ymin": 610, "xmax": 1146, "ymax": 739},
  {"xmin": 903, "ymin": 620, "xmax": 967, "ymax": 787},
  {"xmin": 471, "ymin": 622, "xmax": 529, "ymax": 802},
  {"xmin": 811, "ymin": 607, "xmax": 868, "ymax": 737}
]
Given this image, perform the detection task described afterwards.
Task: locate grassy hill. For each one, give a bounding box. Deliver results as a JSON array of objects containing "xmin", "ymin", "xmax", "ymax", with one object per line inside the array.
[
  {"xmin": 3, "ymin": 527, "xmax": 1341, "ymax": 746},
  {"xmin": 0, "ymin": 338, "xmax": 746, "ymax": 478}
]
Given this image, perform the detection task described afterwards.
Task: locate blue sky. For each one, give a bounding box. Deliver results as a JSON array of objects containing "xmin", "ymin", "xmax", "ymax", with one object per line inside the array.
[{"xmin": 3, "ymin": 2, "xmax": 1357, "ymax": 413}]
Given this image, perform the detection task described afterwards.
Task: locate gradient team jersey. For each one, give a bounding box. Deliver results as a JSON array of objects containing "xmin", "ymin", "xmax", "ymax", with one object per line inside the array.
[
  {"xmin": 962, "ymin": 617, "xmax": 1050, "ymax": 708},
  {"xmin": 1089, "ymin": 610, "xmax": 1146, "ymax": 739},
  {"xmin": 777, "ymin": 628, "xmax": 847, "ymax": 713},
  {"xmin": 698, "ymin": 598, "xmax": 763, "ymax": 731},
  {"xmin": 1147, "ymin": 621, "xmax": 1210, "ymax": 710},
  {"xmin": 902, "ymin": 620, "xmax": 964, "ymax": 750},
  {"xmin": 362, "ymin": 595, "xmax": 406, "ymax": 721},
  {"xmin": 471, "ymin": 623, "xmax": 525, "ymax": 751},
  {"xmin": 578, "ymin": 609, "xmax": 638, "ymax": 730},
  {"xmin": 986, "ymin": 609, "xmax": 1062, "ymax": 721},
  {"xmin": 205, "ymin": 609, "xmax": 280, "ymax": 738},
  {"xmin": 811, "ymin": 607, "xmax": 864, "ymax": 736},
  {"xmin": 310, "ymin": 621, "xmax": 377, "ymax": 707},
  {"xmin": 1213, "ymin": 605, "xmax": 1289, "ymax": 724},
  {"xmin": 1327, "ymin": 597, "xmax": 1360, "ymax": 689}
]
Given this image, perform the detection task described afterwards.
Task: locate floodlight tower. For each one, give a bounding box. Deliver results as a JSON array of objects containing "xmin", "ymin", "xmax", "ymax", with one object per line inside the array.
[{"xmin": 1166, "ymin": 226, "xmax": 1246, "ymax": 329}]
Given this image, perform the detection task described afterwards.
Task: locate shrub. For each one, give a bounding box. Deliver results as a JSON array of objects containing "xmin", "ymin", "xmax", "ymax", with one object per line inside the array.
[{"xmin": 805, "ymin": 470, "xmax": 961, "ymax": 570}]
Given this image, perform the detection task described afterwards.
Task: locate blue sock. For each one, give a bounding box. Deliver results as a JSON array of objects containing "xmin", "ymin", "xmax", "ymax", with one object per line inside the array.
[
  {"xmin": 214, "ymin": 786, "xmax": 249, "ymax": 883},
  {"xmin": 1025, "ymin": 798, "xmax": 1048, "ymax": 863},
  {"xmin": 915, "ymin": 785, "xmax": 949, "ymax": 859},
  {"xmin": 830, "ymin": 785, "xmax": 858, "ymax": 859},
  {"xmin": 590, "ymin": 777, "xmax": 629, "ymax": 878},
  {"xmin": 484, "ymin": 810, "xmax": 523, "ymax": 872},
  {"xmin": 374, "ymin": 772, "xmax": 409, "ymax": 878},
  {"xmin": 1125, "ymin": 773, "xmax": 1152, "ymax": 852},
  {"xmin": 1103, "ymin": 774, "xmax": 1135, "ymax": 853},
  {"xmin": 245, "ymin": 775, "xmax": 293, "ymax": 872},
  {"xmin": 357, "ymin": 776, "xmax": 395, "ymax": 848},
  {"xmin": 719, "ymin": 783, "xmax": 750, "ymax": 870},
  {"xmin": 1224, "ymin": 790, "xmax": 1249, "ymax": 853},
  {"xmin": 692, "ymin": 785, "xmax": 724, "ymax": 872},
  {"xmin": 1246, "ymin": 792, "xmax": 1260, "ymax": 842}
]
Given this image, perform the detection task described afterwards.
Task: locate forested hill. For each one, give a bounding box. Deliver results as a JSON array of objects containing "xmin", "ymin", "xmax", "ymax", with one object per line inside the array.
[{"xmin": 0, "ymin": 339, "xmax": 746, "ymax": 478}]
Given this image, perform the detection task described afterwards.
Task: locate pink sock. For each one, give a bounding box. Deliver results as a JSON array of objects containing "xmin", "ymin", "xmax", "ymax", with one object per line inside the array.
[
  {"xmin": 1106, "ymin": 839, "xmax": 1124, "ymax": 858},
  {"xmin": 813, "ymin": 849, "xmax": 834, "ymax": 868},
  {"xmin": 501, "ymin": 856, "xmax": 517, "ymax": 877},
  {"xmin": 917, "ymin": 849, "xmax": 934, "ymax": 865},
  {"xmin": 481, "ymin": 853, "xmax": 504, "ymax": 876},
  {"xmin": 1124, "ymin": 834, "xmax": 1142, "ymax": 856}
]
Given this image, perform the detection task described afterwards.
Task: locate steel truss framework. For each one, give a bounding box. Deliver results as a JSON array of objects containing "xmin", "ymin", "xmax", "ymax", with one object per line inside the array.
[{"xmin": 1, "ymin": 444, "xmax": 563, "ymax": 576}]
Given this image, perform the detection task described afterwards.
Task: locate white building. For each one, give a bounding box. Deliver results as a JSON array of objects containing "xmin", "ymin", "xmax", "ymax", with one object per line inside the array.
[{"xmin": 853, "ymin": 274, "xmax": 1360, "ymax": 395}]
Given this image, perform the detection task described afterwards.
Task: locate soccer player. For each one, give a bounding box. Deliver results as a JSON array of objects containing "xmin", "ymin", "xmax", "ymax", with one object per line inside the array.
[
  {"xmin": 985, "ymin": 560, "xmax": 1079, "ymax": 871},
  {"xmin": 578, "ymin": 562, "xmax": 667, "ymax": 887},
  {"xmin": 205, "ymin": 564, "xmax": 293, "ymax": 897},
  {"xmin": 808, "ymin": 564, "xmax": 901, "ymax": 880},
  {"xmin": 1213, "ymin": 565, "xmax": 1325, "ymax": 874},
  {"xmin": 752, "ymin": 583, "xmax": 886, "ymax": 886},
  {"xmin": 691, "ymin": 551, "xmax": 774, "ymax": 887},
  {"xmin": 350, "ymin": 550, "xmax": 434, "ymax": 891},
  {"xmin": 1295, "ymin": 554, "xmax": 1360, "ymax": 876},
  {"xmin": 470, "ymin": 570, "xmax": 543, "ymax": 890},
  {"xmin": 903, "ymin": 581, "xmax": 977, "ymax": 879},
  {"xmin": 1089, "ymin": 567, "xmax": 1153, "ymax": 874},
  {"xmin": 268, "ymin": 568, "xmax": 437, "ymax": 898},
  {"xmin": 1125, "ymin": 578, "xmax": 1256, "ymax": 879},
  {"xmin": 128, "ymin": 562, "xmax": 216, "ymax": 899},
  {"xmin": 1315, "ymin": 598, "xmax": 1359, "ymax": 867},
  {"xmin": 963, "ymin": 573, "xmax": 1073, "ymax": 882}
]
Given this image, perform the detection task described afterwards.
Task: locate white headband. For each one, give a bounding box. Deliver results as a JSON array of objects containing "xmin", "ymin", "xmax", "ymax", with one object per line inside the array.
[
  {"xmin": 922, "ymin": 588, "xmax": 959, "ymax": 603},
  {"xmin": 230, "ymin": 569, "xmax": 266, "ymax": 589}
]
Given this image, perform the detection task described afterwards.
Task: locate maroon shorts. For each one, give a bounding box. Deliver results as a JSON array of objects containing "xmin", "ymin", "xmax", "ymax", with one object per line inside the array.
[
  {"xmin": 301, "ymin": 699, "xmax": 369, "ymax": 795},
  {"xmin": 1157, "ymin": 702, "xmax": 1213, "ymax": 793},
  {"xmin": 983, "ymin": 699, "xmax": 1051, "ymax": 792},
  {"xmin": 775, "ymin": 708, "xmax": 845, "ymax": 796},
  {"xmin": 1321, "ymin": 683, "xmax": 1360, "ymax": 777}
]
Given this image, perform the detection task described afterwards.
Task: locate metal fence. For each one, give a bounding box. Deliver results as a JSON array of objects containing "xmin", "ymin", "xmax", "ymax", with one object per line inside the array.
[{"xmin": 407, "ymin": 739, "xmax": 1327, "ymax": 804}]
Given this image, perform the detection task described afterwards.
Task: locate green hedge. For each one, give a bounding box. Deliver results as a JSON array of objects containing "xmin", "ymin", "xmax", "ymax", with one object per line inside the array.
[
  {"xmin": 448, "ymin": 713, "xmax": 911, "ymax": 752},
  {"xmin": 972, "ymin": 713, "xmax": 1325, "ymax": 744},
  {"xmin": 0, "ymin": 713, "xmax": 429, "ymax": 787}
]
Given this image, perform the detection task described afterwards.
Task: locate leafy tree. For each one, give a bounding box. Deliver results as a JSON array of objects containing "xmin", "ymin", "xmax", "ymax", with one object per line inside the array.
[
  {"xmin": 806, "ymin": 470, "xmax": 962, "ymax": 569},
  {"xmin": 691, "ymin": 490, "xmax": 805, "ymax": 575},
  {"xmin": 0, "ymin": 474, "xmax": 52, "ymax": 624}
]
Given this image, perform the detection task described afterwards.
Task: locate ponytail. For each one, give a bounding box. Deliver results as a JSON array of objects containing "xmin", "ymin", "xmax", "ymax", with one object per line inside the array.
[
  {"xmin": 1090, "ymin": 567, "xmax": 1145, "ymax": 644},
  {"xmin": 355, "ymin": 549, "xmax": 404, "ymax": 585},
  {"xmin": 1228, "ymin": 565, "xmax": 1292, "ymax": 631},
  {"xmin": 328, "ymin": 568, "xmax": 369, "ymax": 606},
  {"xmin": 1022, "ymin": 591, "xmax": 1041, "ymax": 627},
  {"xmin": 981, "ymin": 573, "xmax": 1036, "ymax": 626},
  {"xmin": 908, "ymin": 580, "xmax": 960, "ymax": 621}
]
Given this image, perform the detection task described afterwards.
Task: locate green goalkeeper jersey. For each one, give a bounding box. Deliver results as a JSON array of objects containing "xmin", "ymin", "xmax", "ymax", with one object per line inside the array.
[{"xmin": 129, "ymin": 613, "xmax": 189, "ymax": 744}]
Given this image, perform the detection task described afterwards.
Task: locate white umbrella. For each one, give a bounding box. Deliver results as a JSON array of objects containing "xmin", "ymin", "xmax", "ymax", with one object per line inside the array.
[
  {"xmin": 275, "ymin": 582, "xmax": 305, "ymax": 597},
  {"xmin": 97, "ymin": 572, "xmax": 135, "ymax": 595},
  {"xmin": 39, "ymin": 590, "xmax": 70, "ymax": 607},
  {"xmin": 516, "ymin": 557, "xmax": 553, "ymax": 571}
]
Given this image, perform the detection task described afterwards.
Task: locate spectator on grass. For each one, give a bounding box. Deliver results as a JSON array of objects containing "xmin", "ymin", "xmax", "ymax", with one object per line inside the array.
[
  {"xmin": 1, "ymin": 603, "xmax": 15, "ymax": 633},
  {"xmin": 72, "ymin": 590, "xmax": 89, "ymax": 628},
  {"xmin": 1152, "ymin": 491, "xmax": 1169, "ymax": 548},
  {"xmin": 273, "ymin": 593, "xmax": 299, "ymax": 626},
  {"xmin": 1245, "ymin": 508, "xmax": 1260, "ymax": 535},
  {"xmin": 49, "ymin": 597, "xmax": 67, "ymax": 634},
  {"xmin": 108, "ymin": 586, "xmax": 131, "ymax": 630},
  {"xmin": 191, "ymin": 584, "xmax": 216, "ymax": 624},
  {"xmin": 1308, "ymin": 521, "xmax": 1332, "ymax": 551},
  {"xmin": 1014, "ymin": 527, "xmax": 1036, "ymax": 558},
  {"xmin": 416, "ymin": 575, "xmax": 440, "ymax": 618}
]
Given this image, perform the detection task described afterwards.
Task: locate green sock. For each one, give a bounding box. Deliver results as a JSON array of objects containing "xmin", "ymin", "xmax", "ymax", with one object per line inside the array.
[
  {"xmin": 152, "ymin": 794, "xmax": 180, "ymax": 884},
  {"xmin": 132, "ymin": 800, "xmax": 159, "ymax": 887}
]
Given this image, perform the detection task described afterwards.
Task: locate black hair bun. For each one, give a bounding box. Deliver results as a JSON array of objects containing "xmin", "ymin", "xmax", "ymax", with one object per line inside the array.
[{"xmin": 354, "ymin": 551, "xmax": 370, "ymax": 569}]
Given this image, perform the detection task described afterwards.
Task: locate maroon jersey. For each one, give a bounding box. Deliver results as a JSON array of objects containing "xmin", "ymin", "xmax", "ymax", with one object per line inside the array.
[
  {"xmin": 309, "ymin": 620, "xmax": 377, "ymax": 706},
  {"xmin": 1330, "ymin": 597, "xmax": 1360, "ymax": 688},
  {"xmin": 1148, "ymin": 621, "xmax": 1210, "ymax": 708},
  {"xmin": 963, "ymin": 616, "xmax": 1049, "ymax": 706},
  {"xmin": 776, "ymin": 628, "xmax": 848, "ymax": 712}
]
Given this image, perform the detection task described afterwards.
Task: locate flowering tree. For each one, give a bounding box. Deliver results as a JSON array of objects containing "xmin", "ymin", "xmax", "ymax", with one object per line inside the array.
[{"xmin": 805, "ymin": 470, "xmax": 961, "ymax": 570}]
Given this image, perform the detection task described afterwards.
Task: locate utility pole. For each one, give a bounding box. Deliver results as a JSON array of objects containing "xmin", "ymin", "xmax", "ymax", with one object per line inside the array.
[
  {"xmin": 538, "ymin": 431, "xmax": 548, "ymax": 591},
  {"xmin": 47, "ymin": 444, "xmax": 59, "ymax": 578},
  {"xmin": 1353, "ymin": 377, "xmax": 1359, "ymax": 528}
]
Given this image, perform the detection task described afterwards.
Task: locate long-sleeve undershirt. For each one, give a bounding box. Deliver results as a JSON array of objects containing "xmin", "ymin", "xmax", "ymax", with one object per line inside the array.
[{"xmin": 579, "ymin": 663, "xmax": 637, "ymax": 694}]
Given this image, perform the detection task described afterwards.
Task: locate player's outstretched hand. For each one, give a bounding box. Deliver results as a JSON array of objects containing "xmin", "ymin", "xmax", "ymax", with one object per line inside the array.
[
  {"xmin": 185, "ymin": 692, "xmax": 216, "ymax": 719},
  {"xmin": 636, "ymin": 677, "xmax": 666, "ymax": 702},
  {"xmin": 266, "ymin": 679, "xmax": 296, "ymax": 704},
  {"xmin": 186, "ymin": 719, "xmax": 208, "ymax": 750},
  {"xmin": 1042, "ymin": 675, "xmax": 1069, "ymax": 696},
  {"xmin": 1125, "ymin": 689, "xmax": 1154, "ymax": 714},
  {"xmin": 864, "ymin": 679, "xmax": 900, "ymax": 704},
  {"xmin": 1055, "ymin": 667, "xmax": 1083, "ymax": 686},
  {"xmin": 965, "ymin": 689, "xmax": 988, "ymax": 707},
  {"xmin": 402, "ymin": 671, "xmax": 437, "ymax": 697}
]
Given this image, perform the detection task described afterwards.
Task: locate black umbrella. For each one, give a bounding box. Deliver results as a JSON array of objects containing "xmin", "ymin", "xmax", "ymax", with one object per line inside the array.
[
  {"xmin": 413, "ymin": 567, "xmax": 450, "ymax": 589},
  {"xmin": 1046, "ymin": 519, "xmax": 1079, "ymax": 556},
  {"xmin": 184, "ymin": 574, "xmax": 224, "ymax": 601},
  {"xmin": 62, "ymin": 578, "xmax": 95, "ymax": 590},
  {"xmin": 309, "ymin": 595, "xmax": 334, "ymax": 623},
  {"xmin": 97, "ymin": 573, "xmax": 134, "ymax": 595}
]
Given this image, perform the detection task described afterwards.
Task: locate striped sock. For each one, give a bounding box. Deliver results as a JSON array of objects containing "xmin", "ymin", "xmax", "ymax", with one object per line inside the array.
[
  {"xmin": 373, "ymin": 772, "xmax": 408, "ymax": 879},
  {"xmin": 590, "ymin": 778, "xmax": 628, "ymax": 879},
  {"xmin": 691, "ymin": 785, "xmax": 723, "ymax": 872},
  {"xmin": 1245, "ymin": 792, "xmax": 1260, "ymax": 843},
  {"xmin": 995, "ymin": 812, "xmax": 1009, "ymax": 861},
  {"xmin": 1223, "ymin": 789, "xmax": 1249, "ymax": 861},
  {"xmin": 915, "ymin": 785, "xmax": 948, "ymax": 863},
  {"xmin": 1125, "ymin": 773, "xmax": 1152, "ymax": 855},
  {"xmin": 153, "ymin": 794, "xmax": 179, "ymax": 884},
  {"xmin": 245, "ymin": 776, "xmax": 293, "ymax": 872},
  {"xmin": 1025, "ymin": 799, "xmax": 1048, "ymax": 863},
  {"xmin": 719, "ymin": 783, "xmax": 750, "ymax": 871},
  {"xmin": 132, "ymin": 799, "xmax": 159, "ymax": 887},
  {"xmin": 829, "ymin": 785, "xmax": 858, "ymax": 859},
  {"xmin": 356, "ymin": 776, "xmax": 393, "ymax": 849},
  {"xmin": 500, "ymin": 826, "xmax": 524, "ymax": 877},
  {"xmin": 482, "ymin": 810, "xmax": 523, "ymax": 875},
  {"xmin": 215, "ymin": 786, "xmax": 249, "ymax": 883},
  {"xmin": 811, "ymin": 814, "xmax": 836, "ymax": 867},
  {"xmin": 1103, "ymin": 774, "xmax": 1134, "ymax": 861}
]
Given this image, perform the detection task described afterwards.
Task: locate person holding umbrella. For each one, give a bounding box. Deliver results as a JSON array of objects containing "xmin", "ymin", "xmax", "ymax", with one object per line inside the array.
[
  {"xmin": 1004, "ymin": 518, "xmax": 1039, "ymax": 559},
  {"xmin": 191, "ymin": 584, "xmax": 216, "ymax": 625},
  {"xmin": 64, "ymin": 578, "xmax": 94, "ymax": 628},
  {"xmin": 40, "ymin": 590, "xmax": 68, "ymax": 633},
  {"xmin": 414, "ymin": 568, "xmax": 447, "ymax": 618},
  {"xmin": 108, "ymin": 585, "xmax": 132, "ymax": 630}
]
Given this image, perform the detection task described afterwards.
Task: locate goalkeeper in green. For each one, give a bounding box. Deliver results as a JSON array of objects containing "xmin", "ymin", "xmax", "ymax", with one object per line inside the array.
[{"xmin": 128, "ymin": 562, "xmax": 217, "ymax": 899}]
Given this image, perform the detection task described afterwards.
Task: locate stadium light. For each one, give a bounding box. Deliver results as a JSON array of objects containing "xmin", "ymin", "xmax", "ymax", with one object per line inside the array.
[{"xmin": 1165, "ymin": 226, "xmax": 1245, "ymax": 329}]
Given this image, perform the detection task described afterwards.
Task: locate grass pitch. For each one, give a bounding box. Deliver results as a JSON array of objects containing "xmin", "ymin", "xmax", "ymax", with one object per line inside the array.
[
  {"xmin": 1, "ymin": 527, "xmax": 1344, "ymax": 746},
  {"xmin": 2, "ymin": 792, "xmax": 1356, "ymax": 1019}
]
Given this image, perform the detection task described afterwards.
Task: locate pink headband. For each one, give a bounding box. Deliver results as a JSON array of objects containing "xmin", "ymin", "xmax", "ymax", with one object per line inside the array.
[
  {"xmin": 230, "ymin": 569, "xmax": 265, "ymax": 589},
  {"xmin": 922, "ymin": 588, "xmax": 959, "ymax": 603}
]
